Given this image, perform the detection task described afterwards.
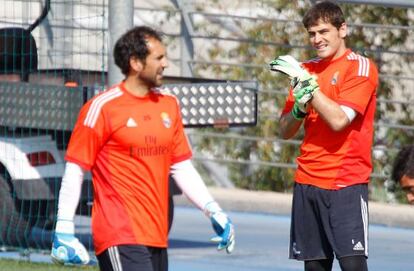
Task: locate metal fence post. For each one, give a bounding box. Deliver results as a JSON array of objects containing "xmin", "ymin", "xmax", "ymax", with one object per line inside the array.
[{"xmin": 108, "ymin": 0, "xmax": 134, "ymax": 86}]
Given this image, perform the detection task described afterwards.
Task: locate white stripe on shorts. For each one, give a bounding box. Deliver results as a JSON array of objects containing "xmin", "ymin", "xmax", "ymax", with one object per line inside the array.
[
  {"xmin": 360, "ymin": 195, "xmax": 369, "ymax": 257},
  {"xmin": 108, "ymin": 246, "xmax": 123, "ymax": 271}
]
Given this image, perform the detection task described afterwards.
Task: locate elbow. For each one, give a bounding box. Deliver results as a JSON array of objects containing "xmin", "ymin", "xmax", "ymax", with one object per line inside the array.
[
  {"xmin": 279, "ymin": 124, "xmax": 293, "ymax": 139},
  {"xmin": 278, "ymin": 114, "xmax": 297, "ymax": 139},
  {"xmin": 328, "ymin": 118, "xmax": 350, "ymax": 132},
  {"xmin": 280, "ymin": 130, "xmax": 293, "ymax": 140},
  {"xmin": 330, "ymin": 125, "xmax": 345, "ymax": 132}
]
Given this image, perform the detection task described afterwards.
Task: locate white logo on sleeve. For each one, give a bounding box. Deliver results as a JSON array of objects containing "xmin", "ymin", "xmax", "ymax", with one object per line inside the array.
[{"xmin": 126, "ymin": 117, "xmax": 138, "ymax": 127}]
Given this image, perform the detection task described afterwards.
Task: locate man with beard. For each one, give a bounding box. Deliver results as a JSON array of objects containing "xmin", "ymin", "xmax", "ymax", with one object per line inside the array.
[{"xmin": 51, "ymin": 26, "xmax": 235, "ymax": 271}]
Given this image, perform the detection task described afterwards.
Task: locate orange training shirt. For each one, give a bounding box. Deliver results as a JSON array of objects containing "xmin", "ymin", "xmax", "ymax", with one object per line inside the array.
[
  {"xmin": 65, "ymin": 82, "xmax": 192, "ymax": 254},
  {"xmin": 282, "ymin": 50, "xmax": 378, "ymax": 190}
]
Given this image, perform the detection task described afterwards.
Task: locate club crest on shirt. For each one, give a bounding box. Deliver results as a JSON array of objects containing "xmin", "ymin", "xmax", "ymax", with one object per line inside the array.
[
  {"xmin": 161, "ymin": 112, "xmax": 171, "ymax": 128},
  {"xmin": 331, "ymin": 71, "xmax": 339, "ymax": 85}
]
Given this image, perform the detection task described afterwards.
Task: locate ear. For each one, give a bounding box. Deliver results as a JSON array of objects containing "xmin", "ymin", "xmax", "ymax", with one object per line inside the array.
[
  {"xmin": 129, "ymin": 57, "xmax": 143, "ymax": 73},
  {"xmin": 339, "ymin": 23, "xmax": 347, "ymax": 39}
]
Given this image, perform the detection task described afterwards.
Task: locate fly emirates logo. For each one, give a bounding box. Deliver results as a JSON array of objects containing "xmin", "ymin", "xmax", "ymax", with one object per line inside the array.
[{"xmin": 129, "ymin": 135, "xmax": 170, "ymax": 158}]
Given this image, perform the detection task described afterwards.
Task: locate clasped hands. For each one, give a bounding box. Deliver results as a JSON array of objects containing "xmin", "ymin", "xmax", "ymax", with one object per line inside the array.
[{"xmin": 270, "ymin": 55, "xmax": 319, "ymax": 119}]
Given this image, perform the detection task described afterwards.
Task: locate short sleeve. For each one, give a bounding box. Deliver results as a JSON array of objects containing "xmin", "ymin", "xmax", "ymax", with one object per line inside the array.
[
  {"xmin": 281, "ymin": 88, "xmax": 295, "ymax": 115},
  {"xmin": 65, "ymin": 100, "xmax": 109, "ymax": 170},
  {"xmin": 170, "ymin": 98, "xmax": 192, "ymax": 164},
  {"xmin": 337, "ymin": 59, "xmax": 378, "ymax": 114}
]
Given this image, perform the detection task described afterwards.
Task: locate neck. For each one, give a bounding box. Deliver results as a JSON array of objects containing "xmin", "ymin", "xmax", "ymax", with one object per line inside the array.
[
  {"xmin": 329, "ymin": 41, "xmax": 348, "ymax": 61},
  {"xmin": 123, "ymin": 76, "xmax": 151, "ymax": 97}
]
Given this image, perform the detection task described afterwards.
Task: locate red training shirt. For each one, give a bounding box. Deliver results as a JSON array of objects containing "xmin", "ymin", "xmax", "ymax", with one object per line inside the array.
[
  {"xmin": 282, "ymin": 49, "xmax": 378, "ymax": 190},
  {"xmin": 66, "ymin": 82, "xmax": 192, "ymax": 254}
]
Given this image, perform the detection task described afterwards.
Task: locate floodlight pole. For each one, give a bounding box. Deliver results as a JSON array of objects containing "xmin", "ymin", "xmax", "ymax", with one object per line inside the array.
[{"xmin": 108, "ymin": 0, "xmax": 134, "ymax": 86}]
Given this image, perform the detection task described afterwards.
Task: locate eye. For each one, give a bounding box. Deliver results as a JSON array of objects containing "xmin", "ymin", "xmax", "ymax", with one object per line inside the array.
[{"xmin": 403, "ymin": 187, "xmax": 414, "ymax": 193}]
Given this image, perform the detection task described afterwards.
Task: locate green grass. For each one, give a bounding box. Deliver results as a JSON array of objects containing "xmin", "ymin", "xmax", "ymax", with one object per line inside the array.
[{"xmin": 0, "ymin": 258, "xmax": 98, "ymax": 271}]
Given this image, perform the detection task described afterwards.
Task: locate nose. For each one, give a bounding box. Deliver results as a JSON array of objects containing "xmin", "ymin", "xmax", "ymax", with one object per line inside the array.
[
  {"xmin": 407, "ymin": 192, "xmax": 414, "ymax": 204},
  {"xmin": 162, "ymin": 57, "xmax": 169, "ymax": 69},
  {"xmin": 313, "ymin": 32, "xmax": 322, "ymax": 43}
]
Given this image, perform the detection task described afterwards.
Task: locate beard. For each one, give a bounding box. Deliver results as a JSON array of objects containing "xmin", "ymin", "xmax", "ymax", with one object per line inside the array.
[{"xmin": 138, "ymin": 71, "xmax": 163, "ymax": 88}]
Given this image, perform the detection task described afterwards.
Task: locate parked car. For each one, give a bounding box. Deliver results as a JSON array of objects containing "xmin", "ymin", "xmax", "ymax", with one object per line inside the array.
[{"xmin": 0, "ymin": 133, "xmax": 93, "ymax": 248}]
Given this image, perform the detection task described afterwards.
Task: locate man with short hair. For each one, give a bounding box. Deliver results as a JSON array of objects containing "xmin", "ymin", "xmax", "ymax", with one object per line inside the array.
[
  {"xmin": 275, "ymin": 1, "xmax": 378, "ymax": 271},
  {"xmin": 391, "ymin": 145, "xmax": 414, "ymax": 204},
  {"xmin": 51, "ymin": 26, "xmax": 235, "ymax": 271}
]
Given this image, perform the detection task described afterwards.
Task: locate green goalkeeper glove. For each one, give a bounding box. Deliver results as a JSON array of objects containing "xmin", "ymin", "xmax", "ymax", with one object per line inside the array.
[
  {"xmin": 290, "ymin": 76, "xmax": 319, "ymax": 120},
  {"xmin": 269, "ymin": 55, "xmax": 319, "ymax": 120},
  {"xmin": 291, "ymin": 102, "xmax": 308, "ymax": 120},
  {"xmin": 292, "ymin": 76, "xmax": 319, "ymax": 106},
  {"xmin": 269, "ymin": 55, "xmax": 312, "ymax": 81}
]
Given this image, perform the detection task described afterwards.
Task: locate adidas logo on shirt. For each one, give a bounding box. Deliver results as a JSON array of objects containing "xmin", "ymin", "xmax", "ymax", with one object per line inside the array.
[
  {"xmin": 126, "ymin": 117, "xmax": 138, "ymax": 127},
  {"xmin": 353, "ymin": 241, "xmax": 364, "ymax": 251}
]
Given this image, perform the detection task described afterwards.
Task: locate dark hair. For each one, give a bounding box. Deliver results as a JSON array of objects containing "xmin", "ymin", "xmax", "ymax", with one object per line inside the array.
[
  {"xmin": 113, "ymin": 26, "xmax": 162, "ymax": 75},
  {"xmin": 392, "ymin": 145, "xmax": 414, "ymax": 183},
  {"xmin": 302, "ymin": 1, "xmax": 345, "ymax": 30}
]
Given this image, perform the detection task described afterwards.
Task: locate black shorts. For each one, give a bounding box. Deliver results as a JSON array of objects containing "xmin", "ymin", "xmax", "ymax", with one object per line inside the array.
[
  {"xmin": 289, "ymin": 183, "xmax": 369, "ymax": 261},
  {"xmin": 97, "ymin": 244, "xmax": 168, "ymax": 271}
]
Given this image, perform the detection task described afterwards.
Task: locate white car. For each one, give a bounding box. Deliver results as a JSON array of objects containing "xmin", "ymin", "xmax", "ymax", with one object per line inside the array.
[{"xmin": 0, "ymin": 133, "xmax": 93, "ymax": 248}]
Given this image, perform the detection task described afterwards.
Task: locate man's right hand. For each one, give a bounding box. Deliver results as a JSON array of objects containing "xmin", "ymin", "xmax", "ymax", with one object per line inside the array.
[{"xmin": 51, "ymin": 232, "xmax": 90, "ymax": 265}]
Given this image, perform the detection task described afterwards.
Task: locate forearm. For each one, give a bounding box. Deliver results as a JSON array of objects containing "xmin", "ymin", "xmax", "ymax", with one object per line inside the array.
[
  {"xmin": 56, "ymin": 162, "xmax": 84, "ymax": 233},
  {"xmin": 170, "ymin": 160, "xmax": 215, "ymax": 213},
  {"xmin": 279, "ymin": 112, "xmax": 303, "ymax": 139},
  {"xmin": 171, "ymin": 160, "xmax": 235, "ymax": 253},
  {"xmin": 310, "ymin": 91, "xmax": 350, "ymax": 131}
]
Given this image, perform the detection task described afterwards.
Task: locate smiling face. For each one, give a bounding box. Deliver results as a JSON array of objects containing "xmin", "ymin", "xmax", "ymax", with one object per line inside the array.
[
  {"xmin": 400, "ymin": 175, "xmax": 414, "ymax": 204},
  {"xmin": 307, "ymin": 19, "xmax": 347, "ymax": 60}
]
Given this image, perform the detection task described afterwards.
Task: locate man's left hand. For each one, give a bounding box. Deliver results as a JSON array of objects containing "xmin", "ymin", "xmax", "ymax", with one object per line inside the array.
[
  {"xmin": 269, "ymin": 55, "xmax": 311, "ymax": 81},
  {"xmin": 205, "ymin": 202, "xmax": 235, "ymax": 253},
  {"xmin": 292, "ymin": 76, "xmax": 319, "ymax": 106}
]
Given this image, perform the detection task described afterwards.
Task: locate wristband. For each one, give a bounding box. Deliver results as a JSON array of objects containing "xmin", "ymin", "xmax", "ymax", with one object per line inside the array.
[{"xmin": 291, "ymin": 103, "xmax": 307, "ymax": 120}]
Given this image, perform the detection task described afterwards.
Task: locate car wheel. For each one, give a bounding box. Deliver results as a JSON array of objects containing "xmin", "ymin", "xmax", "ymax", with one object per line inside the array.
[{"xmin": 0, "ymin": 175, "xmax": 30, "ymax": 248}]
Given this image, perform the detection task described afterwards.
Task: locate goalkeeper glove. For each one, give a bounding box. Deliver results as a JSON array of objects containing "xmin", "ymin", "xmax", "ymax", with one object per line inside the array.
[
  {"xmin": 51, "ymin": 220, "xmax": 90, "ymax": 265},
  {"xmin": 292, "ymin": 76, "xmax": 319, "ymax": 105},
  {"xmin": 204, "ymin": 201, "xmax": 235, "ymax": 254},
  {"xmin": 269, "ymin": 55, "xmax": 312, "ymax": 81},
  {"xmin": 290, "ymin": 77, "xmax": 319, "ymax": 120},
  {"xmin": 291, "ymin": 102, "xmax": 308, "ymax": 120},
  {"xmin": 270, "ymin": 54, "xmax": 319, "ymax": 99}
]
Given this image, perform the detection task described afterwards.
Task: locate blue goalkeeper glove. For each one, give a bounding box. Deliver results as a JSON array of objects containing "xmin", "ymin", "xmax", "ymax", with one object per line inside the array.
[
  {"xmin": 51, "ymin": 220, "xmax": 90, "ymax": 265},
  {"xmin": 204, "ymin": 201, "xmax": 235, "ymax": 253}
]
